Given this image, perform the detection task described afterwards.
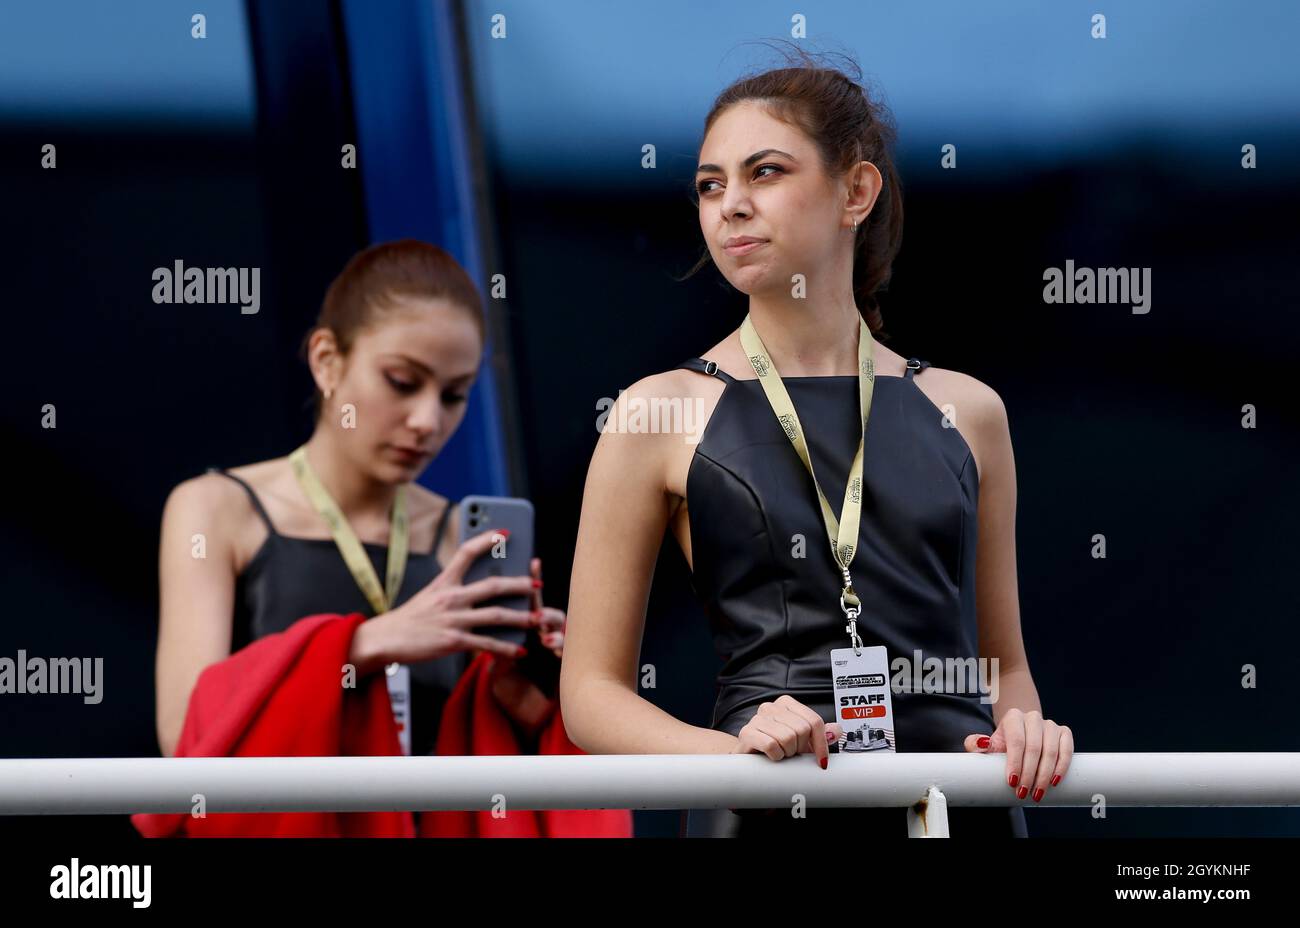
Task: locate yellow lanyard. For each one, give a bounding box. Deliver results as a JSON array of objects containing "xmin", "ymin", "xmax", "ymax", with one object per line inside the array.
[
  {"xmin": 288, "ymin": 445, "xmax": 409, "ymax": 616},
  {"xmin": 738, "ymin": 312, "xmax": 876, "ymax": 652}
]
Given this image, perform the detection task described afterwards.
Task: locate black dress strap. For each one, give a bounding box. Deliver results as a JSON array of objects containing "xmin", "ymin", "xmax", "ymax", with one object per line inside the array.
[
  {"xmin": 206, "ymin": 467, "xmax": 279, "ymax": 536},
  {"xmin": 677, "ymin": 357, "xmax": 738, "ymax": 384},
  {"xmin": 432, "ymin": 498, "xmax": 456, "ymax": 549},
  {"xmin": 903, "ymin": 358, "xmax": 930, "ymax": 379}
]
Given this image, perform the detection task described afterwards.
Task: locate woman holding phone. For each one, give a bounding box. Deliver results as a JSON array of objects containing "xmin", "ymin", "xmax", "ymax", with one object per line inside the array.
[
  {"xmin": 561, "ymin": 47, "xmax": 1073, "ymax": 836},
  {"xmin": 153, "ymin": 239, "xmax": 565, "ymax": 763}
]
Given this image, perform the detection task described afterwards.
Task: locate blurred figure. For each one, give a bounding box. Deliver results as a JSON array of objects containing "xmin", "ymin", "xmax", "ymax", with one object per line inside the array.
[{"xmin": 150, "ymin": 240, "xmax": 567, "ymax": 830}]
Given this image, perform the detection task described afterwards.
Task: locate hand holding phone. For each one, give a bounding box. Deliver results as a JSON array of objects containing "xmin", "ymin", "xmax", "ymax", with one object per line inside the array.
[
  {"xmin": 458, "ymin": 496, "xmax": 535, "ymax": 648},
  {"xmin": 358, "ymin": 524, "xmax": 539, "ymax": 667},
  {"xmin": 459, "ymin": 496, "xmax": 561, "ymax": 696}
]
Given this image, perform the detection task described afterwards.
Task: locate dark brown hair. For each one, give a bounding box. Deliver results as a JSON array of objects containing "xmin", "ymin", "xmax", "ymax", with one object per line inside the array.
[
  {"xmin": 681, "ymin": 43, "xmax": 903, "ymax": 341},
  {"xmin": 300, "ymin": 239, "xmax": 485, "ymax": 421}
]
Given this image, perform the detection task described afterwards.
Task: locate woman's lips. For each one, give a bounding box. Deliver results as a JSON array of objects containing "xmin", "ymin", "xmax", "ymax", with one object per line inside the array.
[
  {"xmin": 724, "ymin": 240, "xmax": 767, "ymax": 257},
  {"xmin": 389, "ymin": 445, "xmax": 425, "ymax": 463}
]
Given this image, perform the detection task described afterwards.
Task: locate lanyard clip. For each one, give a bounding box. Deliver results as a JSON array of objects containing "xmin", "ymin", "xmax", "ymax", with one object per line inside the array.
[
  {"xmin": 843, "ymin": 610, "xmax": 864, "ymax": 656},
  {"xmin": 841, "ymin": 579, "xmax": 863, "ymax": 656}
]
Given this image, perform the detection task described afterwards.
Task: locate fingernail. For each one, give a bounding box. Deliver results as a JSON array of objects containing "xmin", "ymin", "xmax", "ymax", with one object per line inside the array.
[
  {"xmin": 1032, "ymin": 788, "xmax": 1044, "ymax": 803},
  {"xmin": 825, "ymin": 730, "xmax": 836, "ymax": 742},
  {"xmin": 976, "ymin": 736, "xmax": 990, "ymax": 749},
  {"xmin": 819, "ymin": 756, "xmax": 827, "ymax": 770},
  {"xmin": 515, "ymin": 646, "xmax": 527, "ymax": 658},
  {"xmin": 532, "ymin": 579, "xmax": 543, "ymax": 588},
  {"xmin": 1051, "ymin": 774, "xmax": 1061, "ymax": 787},
  {"xmin": 496, "ymin": 528, "xmax": 510, "ymax": 537},
  {"xmin": 1016, "ymin": 786, "xmax": 1028, "ymax": 800},
  {"xmin": 1008, "ymin": 774, "xmax": 1018, "ymax": 787}
]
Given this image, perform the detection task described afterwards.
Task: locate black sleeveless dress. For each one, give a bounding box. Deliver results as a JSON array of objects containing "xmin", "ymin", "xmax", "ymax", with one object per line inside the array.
[
  {"xmin": 674, "ymin": 357, "xmax": 1027, "ymax": 838},
  {"xmin": 208, "ymin": 468, "xmax": 470, "ymax": 758}
]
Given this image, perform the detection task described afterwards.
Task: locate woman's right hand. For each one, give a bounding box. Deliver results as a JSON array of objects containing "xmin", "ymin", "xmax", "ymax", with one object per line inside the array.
[
  {"xmin": 353, "ymin": 527, "xmax": 541, "ymax": 671},
  {"xmin": 732, "ymin": 695, "xmax": 843, "ymax": 770}
]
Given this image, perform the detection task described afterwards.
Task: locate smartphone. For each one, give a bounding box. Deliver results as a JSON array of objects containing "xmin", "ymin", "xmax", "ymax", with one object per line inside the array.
[{"xmin": 458, "ymin": 495, "xmax": 534, "ymax": 648}]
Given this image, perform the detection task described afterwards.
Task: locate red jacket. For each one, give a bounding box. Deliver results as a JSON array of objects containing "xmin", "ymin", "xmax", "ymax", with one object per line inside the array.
[{"xmin": 132, "ymin": 612, "xmax": 631, "ymax": 838}]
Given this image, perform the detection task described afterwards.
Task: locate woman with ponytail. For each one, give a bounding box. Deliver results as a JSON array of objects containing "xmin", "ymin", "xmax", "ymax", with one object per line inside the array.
[{"xmin": 561, "ymin": 45, "xmax": 1072, "ymax": 837}]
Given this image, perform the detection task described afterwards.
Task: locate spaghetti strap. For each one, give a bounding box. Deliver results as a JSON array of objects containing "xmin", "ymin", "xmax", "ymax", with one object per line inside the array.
[
  {"xmin": 432, "ymin": 497, "xmax": 455, "ymax": 549},
  {"xmin": 903, "ymin": 358, "xmax": 929, "ymax": 379},
  {"xmin": 206, "ymin": 467, "xmax": 279, "ymax": 536},
  {"xmin": 676, "ymin": 357, "xmax": 738, "ymax": 384}
]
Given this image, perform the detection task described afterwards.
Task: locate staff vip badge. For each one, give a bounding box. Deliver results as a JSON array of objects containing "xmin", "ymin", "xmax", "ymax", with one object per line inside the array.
[{"xmin": 830, "ymin": 645, "xmax": 895, "ymax": 753}]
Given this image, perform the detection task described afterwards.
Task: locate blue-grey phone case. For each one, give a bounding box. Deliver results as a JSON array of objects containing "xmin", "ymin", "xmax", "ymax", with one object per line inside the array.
[{"xmin": 457, "ymin": 495, "xmax": 534, "ymax": 647}]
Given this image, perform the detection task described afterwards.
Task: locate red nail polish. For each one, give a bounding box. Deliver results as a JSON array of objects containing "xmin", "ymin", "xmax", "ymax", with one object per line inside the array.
[
  {"xmin": 819, "ymin": 756, "xmax": 827, "ymax": 770},
  {"xmin": 532, "ymin": 579, "xmax": 543, "ymax": 588},
  {"xmin": 976, "ymin": 736, "xmax": 990, "ymax": 749},
  {"xmin": 1051, "ymin": 774, "xmax": 1061, "ymax": 786},
  {"xmin": 1009, "ymin": 774, "xmax": 1018, "ymax": 787},
  {"xmin": 1017, "ymin": 786, "xmax": 1028, "ymax": 800},
  {"xmin": 496, "ymin": 528, "xmax": 510, "ymax": 537},
  {"xmin": 1033, "ymin": 788, "xmax": 1044, "ymax": 803}
]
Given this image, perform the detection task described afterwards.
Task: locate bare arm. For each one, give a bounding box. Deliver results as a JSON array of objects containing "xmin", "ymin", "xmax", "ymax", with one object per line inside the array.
[
  {"xmin": 966, "ymin": 382, "xmax": 1077, "ymax": 799},
  {"xmin": 154, "ymin": 475, "xmax": 242, "ymax": 756},
  {"xmin": 969, "ymin": 383, "xmax": 1043, "ymax": 723},
  {"xmin": 560, "ymin": 376, "xmax": 739, "ymax": 754}
]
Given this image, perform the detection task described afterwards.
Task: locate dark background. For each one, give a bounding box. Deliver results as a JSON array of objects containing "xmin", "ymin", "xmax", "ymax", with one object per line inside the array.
[{"xmin": 2, "ymin": 0, "xmax": 1297, "ymax": 839}]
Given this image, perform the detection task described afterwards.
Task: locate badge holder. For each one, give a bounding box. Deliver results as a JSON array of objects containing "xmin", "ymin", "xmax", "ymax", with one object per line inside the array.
[
  {"xmin": 385, "ymin": 662, "xmax": 411, "ymax": 756},
  {"xmin": 829, "ymin": 576, "xmax": 895, "ymax": 753}
]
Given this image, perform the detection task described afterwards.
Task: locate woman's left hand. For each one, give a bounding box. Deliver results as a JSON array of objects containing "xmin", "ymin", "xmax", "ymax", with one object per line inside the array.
[
  {"xmin": 529, "ymin": 557, "xmax": 565, "ymax": 658},
  {"xmin": 964, "ymin": 709, "xmax": 1073, "ymax": 803}
]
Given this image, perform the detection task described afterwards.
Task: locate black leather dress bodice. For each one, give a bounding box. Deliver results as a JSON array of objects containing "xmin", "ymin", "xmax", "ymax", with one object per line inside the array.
[{"xmin": 676, "ymin": 355, "xmax": 1027, "ymax": 836}]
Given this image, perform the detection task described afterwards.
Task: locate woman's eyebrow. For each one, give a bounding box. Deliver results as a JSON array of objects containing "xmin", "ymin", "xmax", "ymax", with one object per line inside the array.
[
  {"xmin": 385, "ymin": 354, "xmax": 435, "ymax": 376},
  {"xmin": 696, "ymin": 148, "xmax": 796, "ymax": 174},
  {"xmin": 387, "ymin": 354, "xmax": 479, "ymax": 385}
]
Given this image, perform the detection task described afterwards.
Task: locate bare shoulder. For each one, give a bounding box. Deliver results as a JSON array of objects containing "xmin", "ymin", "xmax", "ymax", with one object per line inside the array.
[
  {"xmin": 163, "ymin": 469, "xmax": 240, "ymax": 525},
  {"xmin": 166, "ymin": 459, "xmax": 286, "ymax": 567},
  {"xmin": 915, "ymin": 366, "xmax": 1006, "ymax": 424},
  {"xmin": 164, "ymin": 459, "xmax": 277, "ymax": 522},
  {"xmin": 599, "ymin": 365, "xmax": 724, "ymax": 439},
  {"xmin": 159, "ymin": 466, "xmax": 260, "ymax": 570},
  {"xmin": 624, "ymin": 366, "xmax": 719, "ymax": 403},
  {"xmin": 912, "ymin": 366, "xmax": 1010, "ymax": 482},
  {"xmin": 589, "ymin": 363, "xmax": 726, "ymax": 504}
]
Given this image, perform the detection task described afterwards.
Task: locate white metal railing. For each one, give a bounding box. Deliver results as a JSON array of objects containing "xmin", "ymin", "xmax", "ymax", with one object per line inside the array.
[{"xmin": 3, "ymin": 753, "xmax": 1298, "ymax": 837}]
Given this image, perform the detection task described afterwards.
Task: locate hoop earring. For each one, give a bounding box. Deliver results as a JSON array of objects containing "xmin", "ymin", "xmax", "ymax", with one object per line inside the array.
[{"xmin": 850, "ymin": 220, "xmax": 859, "ymax": 234}]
